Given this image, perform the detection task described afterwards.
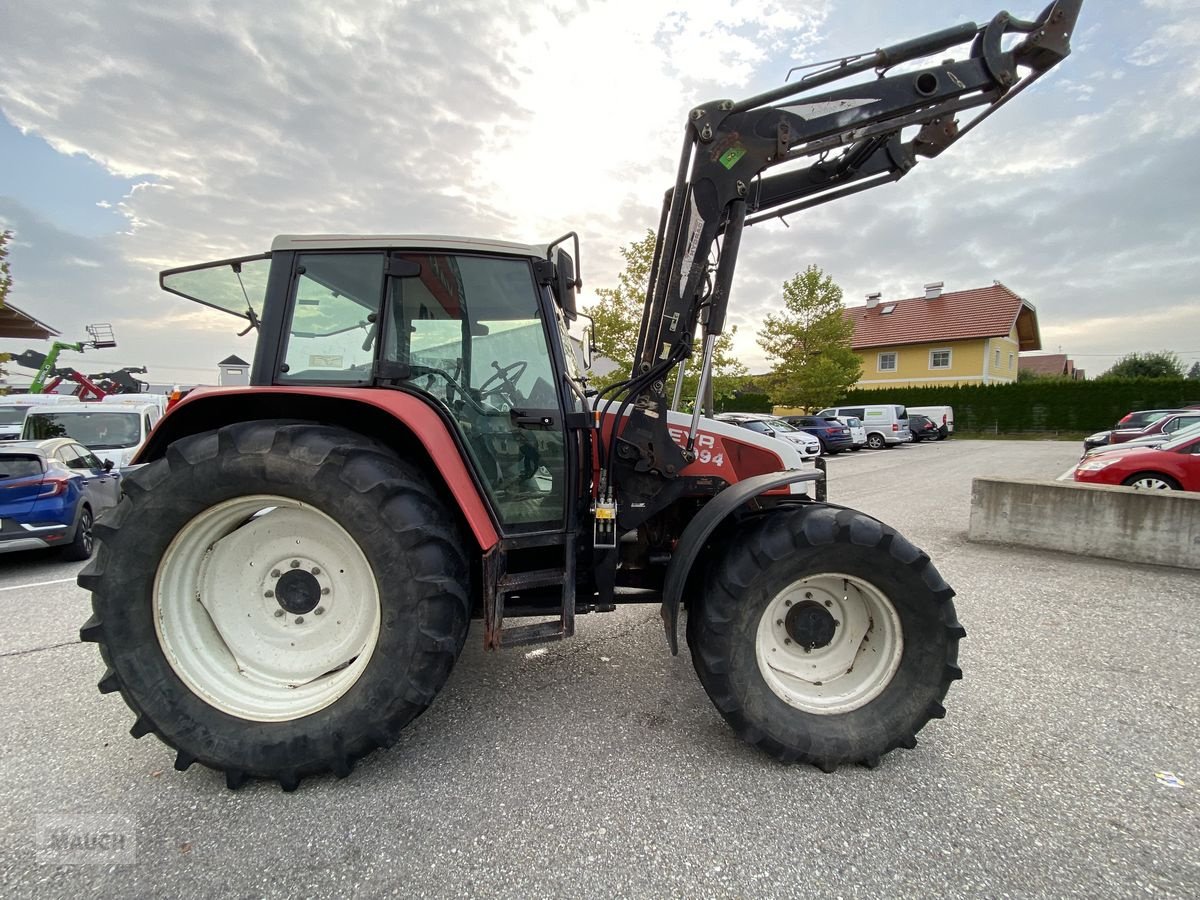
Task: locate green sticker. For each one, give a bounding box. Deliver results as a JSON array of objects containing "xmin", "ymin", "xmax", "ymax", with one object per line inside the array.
[{"xmin": 718, "ymin": 147, "xmax": 746, "ymax": 170}]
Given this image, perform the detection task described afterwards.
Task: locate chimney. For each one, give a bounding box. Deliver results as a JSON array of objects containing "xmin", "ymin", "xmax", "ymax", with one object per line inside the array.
[
  {"xmin": 866, "ymin": 291, "xmax": 882, "ymax": 309},
  {"xmin": 924, "ymin": 281, "xmax": 944, "ymax": 300}
]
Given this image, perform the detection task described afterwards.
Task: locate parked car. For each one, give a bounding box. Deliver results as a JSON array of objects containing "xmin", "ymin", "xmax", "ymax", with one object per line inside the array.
[
  {"xmin": 1072, "ymin": 430, "xmax": 1200, "ymax": 491},
  {"xmin": 0, "ymin": 438, "xmax": 121, "ymax": 559},
  {"xmin": 1081, "ymin": 408, "xmax": 1186, "ymax": 454},
  {"xmin": 0, "ymin": 394, "xmax": 83, "ymax": 441},
  {"xmin": 1108, "ymin": 410, "xmax": 1200, "ymax": 446},
  {"xmin": 713, "ymin": 413, "xmax": 821, "ymax": 460},
  {"xmin": 816, "ymin": 404, "xmax": 911, "ymax": 449},
  {"xmin": 908, "ymin": 413, "xmax": 942, "ymax": 442},
  {"xmin": 825, "ymin": 415, "xmax": 867, "ymax": 450},
  {"xmin": 21, "ymin": 402, "xmax": 161, "ymax": 468},
  {"xmin": 907, "ymin": 405, "xmax": 953, "ymax": 439},
  {"xmin": 1082, "ymin": 422, "xmax": 1200, "ymax": 459},
  {"xmin": 779, "ymin": 414, "xmax": 855, "ymax": 454}
]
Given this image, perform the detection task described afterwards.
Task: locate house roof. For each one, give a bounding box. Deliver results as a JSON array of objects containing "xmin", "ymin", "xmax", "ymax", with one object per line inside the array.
[
  {"xmin": 0, "ymin": 301, "xmax": 60, "ymax": 341},
  {"xmin": 218, "ymin": 355, "xmax": 250, "ymax": 367},
  {"xmin": 844, "ymin": 283, "xmax": 1041, "ymax": 352},
  {"xmin": 1020, "ymin": 353, "xmax": 1072, "ymax": 376}
]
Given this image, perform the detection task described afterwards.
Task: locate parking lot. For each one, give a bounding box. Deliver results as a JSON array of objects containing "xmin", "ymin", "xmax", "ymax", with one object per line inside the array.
[{"xmin": 0, "ymin": 439, "xmax": 1196, "ymax": 898}]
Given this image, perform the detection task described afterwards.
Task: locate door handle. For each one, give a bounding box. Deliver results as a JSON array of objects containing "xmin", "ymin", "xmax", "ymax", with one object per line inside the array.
[{"xmin": 510, "ymin": 410, "xmax": 554, "ymax": 428}]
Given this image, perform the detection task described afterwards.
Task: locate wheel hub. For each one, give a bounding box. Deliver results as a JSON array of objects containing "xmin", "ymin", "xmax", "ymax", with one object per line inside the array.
[
  {"xmin": 274, "ymin": 569, "xmax": 322, "ymax": 615},
  {"xmin": 785, "ymin": 601, "xmax": 837, "ymax": 650},
  {"xmin": 154, "ymin": 497, "xmax": 381, "ymax": 722},
  {"xmin": 755, "ymin": 573, "xmax": 903, "ymax": 715}
]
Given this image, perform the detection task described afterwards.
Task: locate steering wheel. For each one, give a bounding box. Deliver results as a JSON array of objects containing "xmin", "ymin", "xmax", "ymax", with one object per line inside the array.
[{"xmin": 478, "ymin": 360, "xmax": 528, "ymax": 402}]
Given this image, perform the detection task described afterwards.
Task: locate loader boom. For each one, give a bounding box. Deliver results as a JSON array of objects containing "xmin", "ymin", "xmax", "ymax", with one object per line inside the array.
[{"xmin": 608, "ymin": 0, "xmax": 1081, "ymax": 506}]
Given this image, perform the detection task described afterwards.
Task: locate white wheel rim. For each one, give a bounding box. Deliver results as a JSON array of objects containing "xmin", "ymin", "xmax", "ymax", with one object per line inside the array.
[
  {"xmin": 1130, "ymin": 477, "xmax": 1172, "ymax": 490},
  {"xmin": 154, "ymin": 495, "xmax": 381, "ymax": 722},
  {"xmin": 755, "ymin": 573, "xmax": 903, "ymax": 715}
]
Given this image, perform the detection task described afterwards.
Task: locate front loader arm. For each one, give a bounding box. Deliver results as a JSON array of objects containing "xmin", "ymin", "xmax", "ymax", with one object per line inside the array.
[{"xmin": 609, "ymin": 1, "xmax": 1081, "ymax": 496}]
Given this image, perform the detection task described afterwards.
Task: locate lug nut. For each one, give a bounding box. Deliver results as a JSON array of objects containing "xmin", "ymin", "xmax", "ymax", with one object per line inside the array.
[
  {"xmin": 295, "ymin": 616, "xmax": 304, "ymax": 624},
  {"xmin": 776, "ymin": 619, "xmax": 783, "ymax": 626},
  {"xmin": 311, "ymin": 567, "xmax": 321, "ymax": 575},
  {"xmin": 315, "ymin": 607, "xmax": 325, "ymax": 616},
  {"xmin": 290, "ymin": 560, "xmax": 300, "ymax": 568},
  {"xmin": 824, "ymin": 600, "xmax": 832, "ymax": 608},
  {"xmin": 274, "ymin": 610, "xmax": 284, "ymax": 618},
  {"xmin": 271, "ymin": 569, "xmax": 280, "ymax": 578},
  {"xmin": 784, "ymin": 600, "xmax": 792, "ymax": 607},
  {"xmin": 321, "ymin": 588, "xmax": 330, "ymax": 596},
  {"xmin": 264, "ymin": 590, "xmax": 274, "ymax": 598}
]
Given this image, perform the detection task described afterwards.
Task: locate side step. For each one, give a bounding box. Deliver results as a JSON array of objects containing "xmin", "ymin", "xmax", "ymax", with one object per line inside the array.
[{"xmin": 483, "ymin": 536, "xmax": 576, "ymax": 650}]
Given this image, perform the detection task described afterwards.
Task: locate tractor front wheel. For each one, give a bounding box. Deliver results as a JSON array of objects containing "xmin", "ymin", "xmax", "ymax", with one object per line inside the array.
[
  {"xmin": 79, "ymin": 422, "xmax": 471, "ymax": 790},
  {"xmin": 687, "ymin": 504, "xmax": 964, "ymax": 770}
]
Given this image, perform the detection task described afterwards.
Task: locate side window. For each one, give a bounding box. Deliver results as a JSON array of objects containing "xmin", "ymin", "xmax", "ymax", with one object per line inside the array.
[
  {"xmin": 58, "ymin": 445, "xmax": 91, "ymax": 469},
  {"xmin": 845, "ymin": 408, "xmax": 865, "ymax": 419},
  {"xmin": 281, "ymin": 253, "xmax": 385, "ymax": 381},
  {"xmin": 76, "ymin": 447, "xmax": 105, "ymax": 469}
]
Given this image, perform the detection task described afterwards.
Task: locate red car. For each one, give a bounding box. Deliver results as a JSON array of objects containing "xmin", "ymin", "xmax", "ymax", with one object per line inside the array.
[
  {"xmin": 1108, "ymin": 410, "xmax": 1200, "ymax": 445},
  {"xmin": 1074, "ymin": 431, "xmax": 1200, "ymax": 491}
]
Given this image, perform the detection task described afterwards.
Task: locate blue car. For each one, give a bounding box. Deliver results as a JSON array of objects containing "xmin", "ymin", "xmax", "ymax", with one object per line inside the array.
[{"xmin": 0, "ymin": 438, "xmax": 122, "ymax": 560}]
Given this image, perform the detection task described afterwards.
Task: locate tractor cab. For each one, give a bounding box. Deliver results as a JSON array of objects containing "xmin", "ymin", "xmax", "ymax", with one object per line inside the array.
[{"xmin": 162, "ymin": 236, "xmax": 586, "ymax": 532}]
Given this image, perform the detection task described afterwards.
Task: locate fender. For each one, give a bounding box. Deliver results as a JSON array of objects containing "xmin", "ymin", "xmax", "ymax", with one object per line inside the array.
[
  {"xmin": 660, "ymin": 468, "xmax": 823, "ymax": 655},
  {"xmin": 137, "ymin": 385, "xmax": 501, "ymax": 551}
]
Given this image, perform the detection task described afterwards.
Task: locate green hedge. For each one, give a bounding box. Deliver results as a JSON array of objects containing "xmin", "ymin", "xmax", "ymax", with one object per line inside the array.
[{"xmin": 837, "ymin": 379, "xmax": 1200, "ymax": 433}]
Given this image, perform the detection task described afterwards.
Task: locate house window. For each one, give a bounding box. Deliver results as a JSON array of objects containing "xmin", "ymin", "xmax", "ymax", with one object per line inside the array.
[
  {"xmin": 1008, "ymin": 353, "xmax": 1014, "ymax": 370},
  {"xmin": 225, "ymin": 368, "xmax": 243, "ymax": 375},
  {"xmin": 877, "ymin": 352, "xmax": 897, "ymax": 372},
  {"xmin": 929, "ymin": 349, "xmax": 952, "ymax": 369},
  {"xmin": 994, "ymin": 349, "xmax": 1001, "ymax": 367}
]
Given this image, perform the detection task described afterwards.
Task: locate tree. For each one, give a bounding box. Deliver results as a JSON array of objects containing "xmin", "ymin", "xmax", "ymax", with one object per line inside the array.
[
  {"xmin": 1099, "ymin": 351, "xmax": 1185, "ymax": 380},
  {"xmin": 0, "ymin": 231, "xmax": 12, "ymax": 391},
  {"xmin": 584, "ymin": 230, "xmax": 747, "ymax": 405},
  {"xmin": 756, "ymin": 265, "xmax": 861, "ymax": 411},
  {"xmin": 1187, "ymin": 361, "xmax": 1200, "ymax": 381}
]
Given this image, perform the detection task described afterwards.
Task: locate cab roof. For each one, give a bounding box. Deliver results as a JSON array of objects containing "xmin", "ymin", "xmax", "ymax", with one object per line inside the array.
[{"xmin": 269, "ymin": 234, "xmax": 547, "ymax": 258}]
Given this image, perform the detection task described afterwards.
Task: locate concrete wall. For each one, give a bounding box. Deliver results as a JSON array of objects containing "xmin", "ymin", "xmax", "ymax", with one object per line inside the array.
[{"xmin": 968, "ymin": 476, "xmax": 1200, "ymax": 570}]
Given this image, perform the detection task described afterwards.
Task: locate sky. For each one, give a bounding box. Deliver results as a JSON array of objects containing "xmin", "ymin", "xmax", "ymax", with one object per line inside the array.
[{"xmin": 1, "ymin": 0, "xmax": 1198, "ymax": 387}]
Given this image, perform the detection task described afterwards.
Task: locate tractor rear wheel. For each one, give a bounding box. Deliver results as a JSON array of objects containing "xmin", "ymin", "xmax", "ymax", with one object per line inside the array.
[
  {"xmin": 79, "ymin": 421, "xmax": 471, "ymax": 790},
  {"xmin": 687, "ymin": 504, "xmax": 964, "ymax": 770}
]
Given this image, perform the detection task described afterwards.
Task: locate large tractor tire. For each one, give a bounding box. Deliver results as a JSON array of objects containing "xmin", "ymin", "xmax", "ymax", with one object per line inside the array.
[
  {"xmin": 78, "ymin": 422, "xmax": 471, "ymax": 790},
  {"xmin": 687, "ymin": 504, "xmax": 964, "ymax": 771}
]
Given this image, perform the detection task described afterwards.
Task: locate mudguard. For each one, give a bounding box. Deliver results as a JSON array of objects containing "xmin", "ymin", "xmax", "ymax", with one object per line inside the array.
[
  {"xmin": 660, "ymin": 468, "xmax": 823, "ymax": 655},
  {"xmin": 136, "ymin": 386, "xmax": 501, "ymax": 551}
]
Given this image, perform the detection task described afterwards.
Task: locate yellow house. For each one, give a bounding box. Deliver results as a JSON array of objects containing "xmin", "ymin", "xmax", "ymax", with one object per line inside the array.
[{"xmin": 843, "ymin": 282, "xmax": 1041, "ymax": 389}]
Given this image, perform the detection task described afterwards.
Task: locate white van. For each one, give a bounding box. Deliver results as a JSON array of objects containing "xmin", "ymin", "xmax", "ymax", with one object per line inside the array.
[
  {"xmin": 906, "ymin": 405, "xmax": 954, "ymax": 439},
  {"xmin": 0, "ymin": 394, "xmax": 82, "ymax": 441},
  {"xmin": 101, "ymin": 393, "xmax": 170, "ymax": 418},
  {"xmin": 816, "ymin": 404, "xmax": 911, "ymax": 450},
  {"xmin": 21, "ymin": 402, "xmax": 161, "ymax": 468}
]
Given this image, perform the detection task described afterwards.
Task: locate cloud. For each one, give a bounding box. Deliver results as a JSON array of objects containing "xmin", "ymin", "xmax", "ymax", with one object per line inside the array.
[{"xmin": 1, "ymin": 0, "xmax": 1198, "ymax": 386}]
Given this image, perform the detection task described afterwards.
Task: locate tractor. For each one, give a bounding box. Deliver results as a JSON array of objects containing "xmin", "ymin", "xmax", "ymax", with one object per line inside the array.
[{"xmin": 79, "ymin": 2, "xmax": 1081, "ymax": 790}]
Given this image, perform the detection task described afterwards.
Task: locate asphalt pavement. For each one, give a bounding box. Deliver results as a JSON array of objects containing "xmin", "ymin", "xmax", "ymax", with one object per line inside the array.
[{"xmin": 0, "ymin": 439, "xmax": 1196, "ymax": 898}]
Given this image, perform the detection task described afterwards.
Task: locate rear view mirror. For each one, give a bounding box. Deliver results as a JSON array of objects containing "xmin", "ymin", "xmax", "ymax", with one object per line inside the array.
[
  {"xmin": 580, "ymin": 325, "xmax": 595, "ymax": 370},
  {"xmin": 555, "ymin": 247, "xmax": 578, "ymax": 321},
  {"xmin": 103, "ymin": 459, "xmax": 115, "ymax": 472}
]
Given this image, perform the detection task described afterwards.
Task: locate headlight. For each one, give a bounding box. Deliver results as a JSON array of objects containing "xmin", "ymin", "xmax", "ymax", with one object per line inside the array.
[{"xmin": 1077, "ymin": 458, "xmax": 1118, "ymax": 472}]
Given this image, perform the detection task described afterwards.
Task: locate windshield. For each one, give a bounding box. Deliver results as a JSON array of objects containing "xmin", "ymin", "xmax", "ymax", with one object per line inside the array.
[
  {"xmin": 0, "ymin": 407, "xmax": 28, "ymax": 426},
  {"xmin": 24, "ymin": 411, "xmax": 142, "ymax": 449},
  {"xmin": 1159, "ymin": 422, "xmax": 1200, "ymax": 451},
  {"xmin": 161, "ymin": 253, "xmax": 271, "ymax": 321},
  {"xmin": 766, "ymin": 418, "xmax": 797, "ymax": 432}
]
